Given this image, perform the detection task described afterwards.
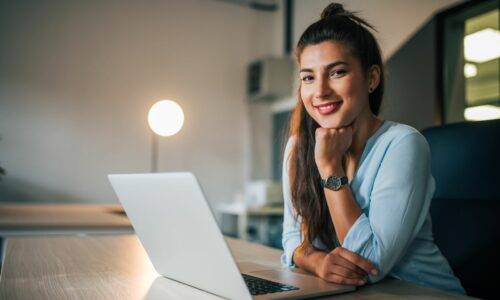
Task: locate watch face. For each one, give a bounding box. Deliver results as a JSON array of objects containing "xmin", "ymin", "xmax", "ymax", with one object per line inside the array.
[
  {"xmin": 327, "ymin": 177, "xmax": 341, "ymax": 190},
  {"xmin": 333, "ymin": 178, "xmax": 341, "ymax": 190}
]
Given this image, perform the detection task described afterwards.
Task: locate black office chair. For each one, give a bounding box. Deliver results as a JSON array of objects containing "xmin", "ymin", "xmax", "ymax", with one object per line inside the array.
[
  {"xmin": 422, "ymin": 119, "xmax": 500, "ymax": 299},
  {"xmin": 0, "ymin": 237, "xmax": 3, "ymax": 272}
]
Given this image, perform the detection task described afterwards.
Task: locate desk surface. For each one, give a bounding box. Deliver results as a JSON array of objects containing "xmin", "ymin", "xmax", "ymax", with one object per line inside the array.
[
  {"xmin": 0, "ymin": 235, "xmax": 472, "ymax": 299},
  {"xmin": 0, "ymin": 204, "xmax": 132, "ymax": 235}
]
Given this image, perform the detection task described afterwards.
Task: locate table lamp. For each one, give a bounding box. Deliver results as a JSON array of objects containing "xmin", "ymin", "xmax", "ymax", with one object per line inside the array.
[{"xmin": 147, "ymin": 99, "xmax": 184, "ymax": 172}]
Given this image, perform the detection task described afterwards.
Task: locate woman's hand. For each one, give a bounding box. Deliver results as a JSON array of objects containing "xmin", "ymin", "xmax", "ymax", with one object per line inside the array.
[
  {"xmin": 314, "ymin": 125, "xmax": 354, "ymax": 178},
  {"xmin": 315, "ymin": 247, "xmax": 378, "ymax": 286}
]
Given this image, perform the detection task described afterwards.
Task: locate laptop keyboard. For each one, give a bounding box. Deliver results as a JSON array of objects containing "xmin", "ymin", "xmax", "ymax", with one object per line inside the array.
[{"xmin": 242, "ymin": 273, "xmax": 299, "ymax": 296}]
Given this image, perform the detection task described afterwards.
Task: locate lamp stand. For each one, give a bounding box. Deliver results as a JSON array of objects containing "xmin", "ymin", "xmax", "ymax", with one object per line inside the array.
[{"xmin": 151, "ymin": 132, "xmax": 159, "ymax": 173}]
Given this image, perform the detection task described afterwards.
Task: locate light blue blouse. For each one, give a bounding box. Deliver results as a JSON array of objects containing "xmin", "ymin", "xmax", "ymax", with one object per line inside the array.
[{"xmin": 281, "ymin": 120, "xmax": 465, "ymax": 294}]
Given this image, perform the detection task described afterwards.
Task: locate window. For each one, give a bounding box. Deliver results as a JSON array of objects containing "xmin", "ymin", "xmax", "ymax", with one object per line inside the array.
[
  {"xmin": 442, "ymin": 1, "xmax": 499, "ymax": 123},
  {"xmin": 272, "ymin": 110, "xmax": 292, "ymax": 181}
]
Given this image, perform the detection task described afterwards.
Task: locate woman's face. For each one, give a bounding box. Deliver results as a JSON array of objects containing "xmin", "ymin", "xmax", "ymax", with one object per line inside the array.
[{"xmin": 299, "ymin": 41, "xmax": 372, "ymax": 129}]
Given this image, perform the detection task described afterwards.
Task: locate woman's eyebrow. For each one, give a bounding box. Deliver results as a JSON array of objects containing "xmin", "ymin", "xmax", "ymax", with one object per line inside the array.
[{"xmin": 299, "ymin": 61, "xmax": 348, "ymax": 73}]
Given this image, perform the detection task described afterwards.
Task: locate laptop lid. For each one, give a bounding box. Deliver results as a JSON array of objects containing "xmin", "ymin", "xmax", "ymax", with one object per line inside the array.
[{"xmin": 108, "ymin": 172, "xmax": 252, "ymax": 300}]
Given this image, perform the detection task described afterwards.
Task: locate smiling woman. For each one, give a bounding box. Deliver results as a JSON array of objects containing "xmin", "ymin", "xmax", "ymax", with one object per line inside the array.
[
  {"xmin": 298, "ymin": 41, "xmax": 380, "ymax": 130},
  {"xmin": 280, "ymin": 2, "xmax": 466, "ymax": 295}
]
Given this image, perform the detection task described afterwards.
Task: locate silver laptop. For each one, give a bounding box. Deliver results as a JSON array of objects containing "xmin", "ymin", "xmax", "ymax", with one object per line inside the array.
[{"xmin": 108, "ymin": 172, "xmax": 355, "ymax": 299}]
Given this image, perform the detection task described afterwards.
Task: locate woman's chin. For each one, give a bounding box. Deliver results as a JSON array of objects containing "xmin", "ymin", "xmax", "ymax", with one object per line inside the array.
[{"xmin": 317, "ymin": 118, "xmax": 344, "ymax": 129}]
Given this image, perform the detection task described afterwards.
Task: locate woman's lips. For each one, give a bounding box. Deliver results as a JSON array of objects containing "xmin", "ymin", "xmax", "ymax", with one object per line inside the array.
[{"xmin": 314, "ymin": 101, "xmax": 342, "ymax": 115}]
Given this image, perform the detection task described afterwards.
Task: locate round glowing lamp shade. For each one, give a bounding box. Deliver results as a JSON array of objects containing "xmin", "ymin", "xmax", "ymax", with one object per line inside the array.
[{"xmin": 148, "ymin": 100, "xmax": 184, "ymax": 136}]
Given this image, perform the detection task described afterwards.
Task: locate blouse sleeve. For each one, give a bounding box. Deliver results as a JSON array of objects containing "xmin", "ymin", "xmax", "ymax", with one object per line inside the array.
[
  {"xmin": 341, "ymin": 132, "xmax": 434, "ymax": 283},
  {"xmin": 280, "ymin": 137, "xmax": 302, "ymax": 267}
]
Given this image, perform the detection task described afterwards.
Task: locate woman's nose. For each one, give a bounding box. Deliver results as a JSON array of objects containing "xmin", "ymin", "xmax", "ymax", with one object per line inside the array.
[{"xmin": 314, "ymin": 77, "xmax": 332, "ymax": 99}]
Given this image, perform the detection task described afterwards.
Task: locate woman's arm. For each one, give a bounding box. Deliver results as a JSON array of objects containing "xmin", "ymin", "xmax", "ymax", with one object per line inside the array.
[
  {"xmin": 314, "ymin": 126, "xmax": 362, "ymax": 245},
  {"xmin": 281, "ymin": 138, "xmax": 377, "ymax": 286},
  {"xmin": 321, "ymin": 172, "xmax": 362, "ymax": 245},
  {"xmin": 281, "ymin": 136, "xmax": 360, "ymax": 259},
  {"xmin": 293, "ymin": 244, "xmax": 377, "ymax": 285},
  {"xmin": 292, "ymin": 245, "xmax": 326, "ymax": 275},
  {"xmin": 324, "ymin": 132, "xmax": 434, "ymax": 282},
  {"xmin": 281, "ymin": 138, "xmax": 302, "ymax": 267}
]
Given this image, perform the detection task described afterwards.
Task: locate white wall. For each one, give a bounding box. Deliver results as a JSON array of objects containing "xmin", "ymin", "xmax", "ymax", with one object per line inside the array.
[
  {"xmin": 0, "ymin": 0, "xmax": 279, "ymax": 204},
  {"xmin": 0, "ymin": 0, "xmax": 467, "ymax": 205}
]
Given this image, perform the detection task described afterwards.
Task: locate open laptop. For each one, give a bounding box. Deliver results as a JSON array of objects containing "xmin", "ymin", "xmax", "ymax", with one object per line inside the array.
[{"xmin": 108, "ymin": 172, "xmax": 355, "ymax": 299}]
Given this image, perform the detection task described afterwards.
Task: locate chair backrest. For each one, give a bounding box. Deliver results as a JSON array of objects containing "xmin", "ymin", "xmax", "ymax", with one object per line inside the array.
[{"xmin": 422, "ymin": 119, "xmax": 500, "ymax": 299}]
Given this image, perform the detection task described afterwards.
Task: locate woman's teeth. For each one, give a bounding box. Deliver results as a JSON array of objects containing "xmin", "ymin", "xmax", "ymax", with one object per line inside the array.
[{"xmin": 316, "ymin": 101, "xmax": 342, "ymax": 115}]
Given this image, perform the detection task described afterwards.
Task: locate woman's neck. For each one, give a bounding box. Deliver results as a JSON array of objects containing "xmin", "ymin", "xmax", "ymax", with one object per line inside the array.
[{"xmin": 348, "ymin": 112, "xmax": 382, "ymax": 159}]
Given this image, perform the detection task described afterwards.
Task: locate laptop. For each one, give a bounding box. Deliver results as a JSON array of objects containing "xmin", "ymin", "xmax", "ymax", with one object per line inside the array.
[{"xmin": 108, "ymin": 172, "xmax": 355, "ymax": 299}]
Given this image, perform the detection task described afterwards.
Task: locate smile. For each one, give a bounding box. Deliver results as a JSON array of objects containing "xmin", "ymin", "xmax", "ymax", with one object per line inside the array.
[{"xmin": 314, "ymin": 101, "xmax": 342, "ymax": 115}]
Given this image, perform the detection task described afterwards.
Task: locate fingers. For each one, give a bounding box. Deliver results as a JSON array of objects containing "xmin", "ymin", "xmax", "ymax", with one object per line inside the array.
[
  {"xmin": 336, "ymin": 247, "xmax": 379, "ymax": 276},
  {"xmin": 324, "ymin": 273, "xmax": 366, "ymax": 286},
  {"xmin": 333, "ymin": 255, "xmax": 368, "ymax": 278},
  {"xmin": 315, "ymin": 127, "xmax": 349, "ymax": 135},
  {"xmin": 319, "ymin": 248, "xmax": 376, "ymax": 286},
  {"xmin": 329, "ymin": 264, "xmax": 365, "ymax": 280}
]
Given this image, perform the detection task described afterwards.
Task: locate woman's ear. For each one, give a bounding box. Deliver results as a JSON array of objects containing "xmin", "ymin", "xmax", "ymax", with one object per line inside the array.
[{"xmin": 367, "ymin": 65, "xmax": 381, "ymax": 93}]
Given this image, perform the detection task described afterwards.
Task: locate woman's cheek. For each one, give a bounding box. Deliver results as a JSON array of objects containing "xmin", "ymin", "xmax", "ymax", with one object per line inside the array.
[
  {"xmin": 302, "ymin": 101, "xmax": 319, "ymax": 122},
  {"xmin": 300, "ymin": 86, "xmax": 310, "ymax": 103},
  {"xmin": 300, "ymin": 91, "xmax": 313, "ymax": 112}
]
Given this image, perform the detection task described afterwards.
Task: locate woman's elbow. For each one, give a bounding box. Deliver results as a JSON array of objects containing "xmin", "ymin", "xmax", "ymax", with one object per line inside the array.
[
  {"xmin": 365, "ymin": 253, "xmax": 398, "ymax": 284},
  {"xmin": 367, "ymin": 271, "xmax": 388, "ymax": 284}
]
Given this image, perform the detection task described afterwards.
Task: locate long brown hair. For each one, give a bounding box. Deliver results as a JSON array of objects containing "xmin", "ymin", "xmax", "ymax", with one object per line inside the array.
[{"xmin": 287, "ymin": 3, "xmax": 385, "ymax": 252}]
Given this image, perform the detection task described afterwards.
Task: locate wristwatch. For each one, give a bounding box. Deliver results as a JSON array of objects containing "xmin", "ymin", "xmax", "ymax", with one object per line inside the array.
[{"xmin": 321, "ymin": 175, "xmax": 349, "ymax": 191}]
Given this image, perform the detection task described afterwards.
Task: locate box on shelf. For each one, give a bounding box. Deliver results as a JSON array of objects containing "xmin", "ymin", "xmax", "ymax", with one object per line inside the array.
[{"xmin": 244, "ymin": 180, "xmax": 282, "ymax": 208}]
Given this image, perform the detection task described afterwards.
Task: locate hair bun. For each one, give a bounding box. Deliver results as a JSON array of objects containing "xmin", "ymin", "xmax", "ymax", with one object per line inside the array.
[{"xmin": 320, "ymin": 3, "xmax": 346, "ymax": 20}]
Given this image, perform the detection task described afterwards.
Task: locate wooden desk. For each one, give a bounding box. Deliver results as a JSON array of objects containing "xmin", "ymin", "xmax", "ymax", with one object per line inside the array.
[
  {"xmin": 0, "ymin": 235, "xmax": 472, "ymax": 299},
  {"xmin": 0, "ymin": 204, "xmax": 132, "ymax": 236}
]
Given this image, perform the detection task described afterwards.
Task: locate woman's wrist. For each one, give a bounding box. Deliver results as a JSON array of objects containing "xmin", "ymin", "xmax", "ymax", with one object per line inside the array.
[
  {"xmin": 312, "ymin": 251, "xmax": 328, "ymax": 277},
  {"xmin": 319, "ymin": 162, "xmax": 345, "ymax": 179},
  {"xmin": 294, "ymin": 246, "xmax": 327, "ymax": 276}
]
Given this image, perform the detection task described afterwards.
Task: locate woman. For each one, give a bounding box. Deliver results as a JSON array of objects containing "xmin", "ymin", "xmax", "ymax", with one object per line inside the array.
[{"xmin": 281, "ymin": 3, "xmax": 465, "ymax": 294}]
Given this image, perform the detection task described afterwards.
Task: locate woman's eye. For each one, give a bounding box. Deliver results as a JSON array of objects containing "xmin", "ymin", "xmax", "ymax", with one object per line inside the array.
[
  {"xmin": 330, "ymin": 70, "xmax": 346, "ymax": 77},
  {"xmin": 301, "ymin": 75, "xmax": 314, "ymax": 82}
]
